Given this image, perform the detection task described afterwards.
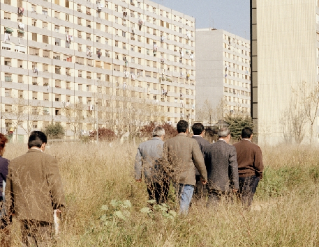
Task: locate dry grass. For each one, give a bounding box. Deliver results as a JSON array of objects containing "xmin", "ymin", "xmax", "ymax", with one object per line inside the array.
[{"xmin": 2, "ymin": 142, "xmax": 319, "ymax": 246}]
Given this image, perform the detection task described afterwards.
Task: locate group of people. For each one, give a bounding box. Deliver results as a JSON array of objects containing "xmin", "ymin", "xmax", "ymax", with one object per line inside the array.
[
  {"xmin": 0, "ymin": 121, "xmax": 264, "ymax": 245},
  {"xmin": 0, "ymin": 131, "xmax": 65, "ymax": 247},
  {"xmin": 135, "ymin": 120, "xmax": 264, "ymax": 214}
]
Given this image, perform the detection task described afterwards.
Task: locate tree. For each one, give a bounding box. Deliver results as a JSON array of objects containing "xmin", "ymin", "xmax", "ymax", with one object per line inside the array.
[
  {"xmin": 224, "ymin": 115, "xmax": 254, "ymax": 141},
  {"xmin": 2, "ymin": 98, "xmax": 41, "ymax": 138},
  {"xmin": 62, "ymin": 103, "xmax": 87, "ymax": 138},
  {"xmin": 280, "ymin": 82, "xmax": 311, "ymax": 144},
  {"xmin": 89, "ymin": 127, "xmax": 117, "ymax": 141},
  {"xmin": 296, "ymin": 82, "xmax": 319, "ymax": 143},
  {"xmin": 280, "ymin": 92, "xmax": 306, "ymax": 144},
  {"xmin": 139, "ymin": 121, "xmax": 177, "ymax": 140},
  {"xmin": 43, "ymin": 123, "xmax": 65, "ymax": 139}
]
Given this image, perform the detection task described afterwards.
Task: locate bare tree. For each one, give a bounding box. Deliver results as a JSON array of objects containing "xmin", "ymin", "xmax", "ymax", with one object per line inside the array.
[
  {"xmin": 296, "ymin": 82, "xmax": 319, "ymax": 143},
  {"xmin": 2, "ymin": 98, "xmax": 41, "ymax": 138},
  {"xmin": 196, "ymin": 98, "xmax": 228, "ymax": 124},
  {"xmin": 62, "ymin": 103, "xmax": 86, "ymax": 139},
  {"xmin": 281, "ymin": 86, "xmax": 307, "ymax": 144}
]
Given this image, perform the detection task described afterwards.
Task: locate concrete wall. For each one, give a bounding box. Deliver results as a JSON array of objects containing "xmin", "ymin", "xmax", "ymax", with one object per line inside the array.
[
  {"xmin": 195, "ymin": 29, "xmax": 224, "ymax": 115},
  {"xmin": 256, "ymin": 0, "xmax": 317, "ymax": 145}
]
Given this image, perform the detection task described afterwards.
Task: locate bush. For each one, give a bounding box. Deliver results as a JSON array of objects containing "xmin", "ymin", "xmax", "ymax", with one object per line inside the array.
[
  {"xmin": 43, "ymin": 122, "xmax": 65, "ymax": 139},
  {"xmin": 139, "ymin": 122, "xmax": 177, "ymax": 140},
  {"xmin": 90, "ymin": 127, "xmax": 117, "ymax": 141},
  {"xmin": 224, "ymin": 115, "xmax": 254, "ymax": 141}
]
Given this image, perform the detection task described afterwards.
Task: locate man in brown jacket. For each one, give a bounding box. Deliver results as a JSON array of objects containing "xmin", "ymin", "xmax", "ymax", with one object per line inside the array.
[
  {"xmin": 233, "ymin": 127, "xmax": 264, "ymax": 208},
  {"xmin": 5, "ymin": 131, "xmax": 65, "ymax": 246},
  {"xmin": 163, "ymin": 120, "xmax": 207, "ymax": 214}
]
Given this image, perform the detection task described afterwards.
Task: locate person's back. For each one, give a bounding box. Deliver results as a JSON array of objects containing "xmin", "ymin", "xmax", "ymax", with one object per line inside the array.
[
  {"xmin": 165, "ymin": 134, "xmax": 206, "ymax": 185},
  {"xmin": 8, "ymin": 150, "xmax": 64, "ymax": 222},
  {"xmin": 135, "ymin": 137, "xmax": 164, "ymax": 182},
  {"xmin": 5, "ymin": 131, "xmax": 65, "ymax": 246},
  {"xmin": 204, "ymin": 128, "xmax": 238, "ymax": 207},
  {"xmin": 233, "ymin": 127, "xmax": 263, "ymax": 208},
  {"xmin": 163, "ymin": 120, "xmax": 207, "ymax": 214},
  {"xmin": 135, "ymin": 127, "xmax": 168, "ymax": 204},
  {"xmin": 233, "ymin": 139, "xmax": 263, "ymax": 178},
  {"xmin": 205, "ymin": 140, "xmax": 238, "ymax": 191},
  {"xmin": 191, "ymin": 123, "xmax": 210, "ymax": 200}
]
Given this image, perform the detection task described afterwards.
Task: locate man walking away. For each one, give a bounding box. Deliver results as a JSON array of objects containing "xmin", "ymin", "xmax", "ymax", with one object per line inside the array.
[
  {"xmin": 191, "ymin": 123, "xmax": 210, "ymax": 200},
  {"xmin": 234, "ymin": 127, "xmax": 264, "ymax": 208},
  {"xmin": 135, "ymin": 126, "xmax": 169, "ymax": 204},
  {"xmin": 204, "ymin": 128, "xmax": 239, "ymax": 208},
  {"xmin": 6, "ymin": 131, "xmax": 65, "ymax": 246},
  {"xmin": 163, "ymin": 120, "xmax": 207, "ymax": 215}
]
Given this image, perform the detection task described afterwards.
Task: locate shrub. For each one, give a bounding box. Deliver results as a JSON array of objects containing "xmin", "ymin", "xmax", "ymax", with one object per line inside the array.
[
  {"xmin": 139, "ymin": 122, "xmax": 177, "ymax": 140},
  {"xmin": 224, "ymin": 115, "xmax": 254, "ymax": 141},
  {"xmin": 90, "ymin": 127, "xmax": 117, "ymax": 141},
  {"xmin": 43, "ymin": 122, "xmax": 65, "ymax": 139}
]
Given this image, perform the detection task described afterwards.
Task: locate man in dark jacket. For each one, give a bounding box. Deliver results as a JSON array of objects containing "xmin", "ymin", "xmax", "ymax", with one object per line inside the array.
[
  {"xmin": 234, "ymin": 127, "xmax": 264, "ymax": 208},
  {"xmin": 191, "ymin": 123, "xmax": 210, "ymax": 200},
  {"xmin": 204, "ymin": 127, "xmax": 239, "ymax": 207}
]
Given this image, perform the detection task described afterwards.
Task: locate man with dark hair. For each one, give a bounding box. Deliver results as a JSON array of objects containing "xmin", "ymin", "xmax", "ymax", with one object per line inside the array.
[
  {"xmin": 163, "ymin": 120, "xmax": 207, "ymax": 214},
  {"xmin": 191, "ymin": 123, "xmax": 210, "ymax": 200},
  {"xmin": 204, "ymin": 127, "xmax": 239, "ymax": 207},
  {"xmin": 234, "ymin": 127, "xmax": 264, "ymax": 208},
  {"xmin": 135, "ymin": 126, "xmax": 169, "ymax": 204},
  {"xmin": 6, "ymin": 131, "xmax": 65, "ymax": 246}
]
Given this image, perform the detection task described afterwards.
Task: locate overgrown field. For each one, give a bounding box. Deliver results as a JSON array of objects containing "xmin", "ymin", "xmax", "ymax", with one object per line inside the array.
[{"xmin": 3, "ymin": 142, "xmax": 319, "ymax": 246}]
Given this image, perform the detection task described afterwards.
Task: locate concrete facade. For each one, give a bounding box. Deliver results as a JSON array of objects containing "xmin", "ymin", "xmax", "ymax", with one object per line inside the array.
[
  {"xmin": 0, "ymin": 0, "xmax": 196, "ymax": 141},
  {"xmin": 251, "ymin": 0, "xmax": 319, "ymax": 145},
  {"xmin": 195, "ymin": 29, "xmax": 251, "ymax": 124}
]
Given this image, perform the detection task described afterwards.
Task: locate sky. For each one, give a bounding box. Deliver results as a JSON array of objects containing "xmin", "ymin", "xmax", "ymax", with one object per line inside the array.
[{"xmin": 151, "ymin": 0, "xmax": 250, "ymax": 40}]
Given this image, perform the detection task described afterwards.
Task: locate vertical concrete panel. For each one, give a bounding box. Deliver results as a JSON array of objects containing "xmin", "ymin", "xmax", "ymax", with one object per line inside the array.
[{"xmin": 257, "ymin": 0, "xmax": 317, "ymax": 145}]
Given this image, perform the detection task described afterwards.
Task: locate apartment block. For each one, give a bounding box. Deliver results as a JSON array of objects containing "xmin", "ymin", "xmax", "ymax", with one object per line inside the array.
[
  {"xmin": 251, "ymin": 0, "xmax": 319, "ymax": 145},
  {"xmin": 0, "ymin": 0, "xmax": 196, "ymax": 142},
  {"xmin": 195, "ymin": 29, "xmax": 251, "ymax": 124}
]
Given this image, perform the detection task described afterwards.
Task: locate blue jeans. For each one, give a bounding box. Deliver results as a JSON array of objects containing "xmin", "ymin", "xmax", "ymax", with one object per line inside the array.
[
  {"xmin": 239, "ymin": 176, "xmax": 260, "ymax": 208},
  {"xmin": 175, "ymin": 184, "xmax": 194, "ymax": 215}
]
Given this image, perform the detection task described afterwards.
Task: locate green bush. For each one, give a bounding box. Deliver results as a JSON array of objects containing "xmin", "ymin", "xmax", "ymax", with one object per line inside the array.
[
  {"xmin": 43, "ymin": 122, "xmax": 65, "ymax": 139},
  {"xmin": 224, "ymin": 115, "xmax": 254, "ymax": 141}
]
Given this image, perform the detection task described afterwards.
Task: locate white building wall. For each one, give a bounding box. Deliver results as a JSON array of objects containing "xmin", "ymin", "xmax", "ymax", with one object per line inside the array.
[
  {"xmin": 256, "ymin": 0, "xmax": 317, "ymax": 145},
  {"xmin": 196, "ymin": 29, "xmax": 251, "ymax": 124}
]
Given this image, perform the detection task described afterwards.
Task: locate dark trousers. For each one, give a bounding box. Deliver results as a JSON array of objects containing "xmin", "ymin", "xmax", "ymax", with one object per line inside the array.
[
  {"xmin": 21, "ymin": 220, "xmax": 53, "ymax": 247},
  {"xmin": 193, "ymin": 175, "xmax": 207, "ymax": 200},
  {"xmin": 147, "ymin": 180, "xmax": 170, "ymax": 204},
  {"xmin": 239, "ymin": 176, "xmax": 260, "ymax": 208},
  {"xmin": 207, "ymin": 189, "xmax": 233, "ymax": 208}
]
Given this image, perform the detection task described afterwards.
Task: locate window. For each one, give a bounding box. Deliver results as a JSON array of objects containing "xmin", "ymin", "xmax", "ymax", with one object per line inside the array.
[
  {"xmin": 5, "ymin": 73, "xmax": 12, "ymax": 82},
  {"xmin": 42, "ymin": 8, "xmax": 48, "ymax": 15},
  {"xmin": 4, "ymin": 12, "xmax": 10, "ymax": 20},
  {"xmin": 43, "ymin": 50, "xmax": 50, "ymax": 58},
  {"xmin": 43, "ymin": 35, "xmax": 49, "ymax": 44},
  {"xmin": 55, "ymin": 38, "xmax": 60, "ymax": 46},
  {"xmin": 30, "ymin": 47, "xmax": 39, "ymax": 55},
  {"xmin": 4, "ymin": 58, "xmax": 11, "ymax": 66}
]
